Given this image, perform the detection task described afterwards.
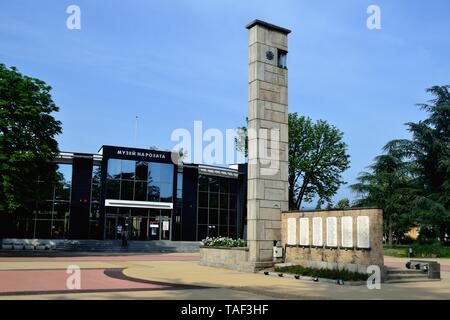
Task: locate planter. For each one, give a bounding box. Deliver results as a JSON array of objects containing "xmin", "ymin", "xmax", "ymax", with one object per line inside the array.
[{"xmin": 200, "ymin": 246, "xmax": 252, "ymax": 272}]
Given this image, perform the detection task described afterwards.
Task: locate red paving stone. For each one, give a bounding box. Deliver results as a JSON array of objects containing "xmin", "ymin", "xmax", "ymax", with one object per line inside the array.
[
  {"xmin": 0, "ymin": 268, "xmax": 170, "ymax": 295},
  {"xmin": 0, "ymin": 255, "xmax": 203, "ymax": 296},
  {"xmin": 0, "ymin": 255, "xmax": 200, "ymax": 262}
]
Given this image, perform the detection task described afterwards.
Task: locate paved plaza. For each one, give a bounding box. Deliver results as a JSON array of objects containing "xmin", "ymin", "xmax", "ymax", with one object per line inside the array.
[{"xmin": 0, "ymin": 253, "xmax": 448, "ymax": 299}]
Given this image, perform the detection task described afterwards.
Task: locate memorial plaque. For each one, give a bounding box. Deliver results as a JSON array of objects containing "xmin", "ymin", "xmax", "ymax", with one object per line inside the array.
[
  {"xmin": 312, "ymin": 217, "xmax": 323, "ymax": 246},
  {"xmin": 357, "ymin": 216, "xmax": 370, "ymax": 248},
  {"xmin": 299, "ymin": 218, "xmax": 309, "ymax": 245},
  {"xmin": 341, "ymin": 216, "xmax": 353, "ymax": 248},
  {"xmin": 326, "ymin": 217, "xmax": 337, "ymax": 247},
  {"xmin": 287, "ymin": 217, "xmax": 297, "ymax": 245}
]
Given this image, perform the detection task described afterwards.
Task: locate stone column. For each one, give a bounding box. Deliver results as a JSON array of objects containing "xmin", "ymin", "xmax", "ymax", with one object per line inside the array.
[{"xmin": 246, "ymin": 20, "xmax": 290, "ymax": 269}]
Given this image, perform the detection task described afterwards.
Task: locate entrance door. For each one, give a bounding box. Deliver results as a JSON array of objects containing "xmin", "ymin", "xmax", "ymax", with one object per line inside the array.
[
  {"xmin": 147, "ymin": 209, "xmax": 172, "ymax": 240},
  {"xmin": 105, "ymin": 216, "xmax": 116, "ymax": 239},
  {"xmin": 148, "ymin": 221, "xmax": 159, "ymax": 240},
  {"xmin": 104, "ymin": 214, "xmax": 130, "ymax": 240},
  {"xmin": 160, "ymin": 216, "xmax": 171, "ymax": 240},
  {"xmin": 104, "ymin": 209, "xmax": 172, "ymax": 240},
  {"xmin": 139, "ymin": 217, "xmax": 148, "ymax": 240},
  {"xmin": 129, "ymin": 216, "xmax": 149, "ymax": 240}
]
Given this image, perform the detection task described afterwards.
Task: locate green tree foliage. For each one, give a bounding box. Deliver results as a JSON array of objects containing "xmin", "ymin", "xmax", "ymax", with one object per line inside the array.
[
  {"xmin": 385, "ymin": 85, "xmax": 450, "ymax": 241},
  {"xmin": 235, "ymin": 113, "xmax": 350, "ymax": 210},
  {"xmin": 353, "ymin": 85, "xmax": 450, "ymax": 243},
  {"xmin": 235, "ymin": 117, "xmax": 248, "ymax": 158},
  {"xmin": 0, "ymin": 64, "xmax": 62, "ymax": 217},
  {"xmin": 288, "ymin": 113, "xmax": 350, "ymax": 210},
  {"xmin": 351, "ymin": 151, "xmax": 416, "ymax": 245},
  {"xmin": 335, "ymin": 198, "xmax": 350, "ymax": 209}
]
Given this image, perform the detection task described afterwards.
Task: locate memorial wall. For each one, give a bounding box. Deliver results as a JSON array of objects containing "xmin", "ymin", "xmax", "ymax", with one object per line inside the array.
[{"xmin": 281, "ymin": 208, "xmax": 384, "ymax": 273}]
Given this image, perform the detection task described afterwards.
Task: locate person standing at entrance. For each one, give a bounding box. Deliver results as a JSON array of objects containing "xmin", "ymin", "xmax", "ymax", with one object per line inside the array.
[
  {"xmin": 121, "ymin": 228, "xmax": 128, "ymax": 247},
  {"xmin": 116, "ymin": 225, "xmax": 123, "ymax": 239}
]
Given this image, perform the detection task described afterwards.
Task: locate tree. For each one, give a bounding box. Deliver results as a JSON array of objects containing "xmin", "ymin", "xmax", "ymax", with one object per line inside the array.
[
  {"xmin": 335, "ymin": 198, "xmax": 350, "ymax": 209},
  {"xmin": 288, "ymin": 113, "xmax": 350, "ymax": 209},
  {"xmin": 235, "ymin": 117, "xmax": 248, "ymax": 158},
  {"xmin": 235, "ymin": 113, "xmax": 350, "ymax": 210},
  {"xmin": 0, "ymin": 64, "xmax": 61, "ymax": 229},
  {"xmin": 385, "ymin": 85, "xmax": 450, "ymax": 242},
  {"xmin": 351, "ymin": 150, "xmax": 416, "ymax": 245}
]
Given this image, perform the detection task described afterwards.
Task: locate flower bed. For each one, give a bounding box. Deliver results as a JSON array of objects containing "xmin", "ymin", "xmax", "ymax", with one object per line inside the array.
[
  {"xmin": 199, "ymin": 237, "xmax": 253, "ymax": 272},
  {"xmin": 275, "ymin": 265, "xmax": 369, "ymax": 281},
  {"xmin": 202, "ymin": 237, "xmax": 246, "ymax": 248}
]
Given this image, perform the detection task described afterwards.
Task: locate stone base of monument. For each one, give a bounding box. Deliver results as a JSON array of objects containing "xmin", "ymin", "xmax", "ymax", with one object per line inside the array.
[
  {"xmin": 199, "ymin": 246, "xmax": 276, "ymax": 273},
  {"xmin": 246, "ymin": 261, "xmax": 276, "ymax": 272},
  {"xmin": 260, "ymin": 268, "xmax": 368, "ymax": 286},
  {"xmin": 274, "ymin": 261, "xmax": 388, "ymax": 282},
  {"xmin": 284, "ymin": 259, "xmax": 383, "ymax": 275}
]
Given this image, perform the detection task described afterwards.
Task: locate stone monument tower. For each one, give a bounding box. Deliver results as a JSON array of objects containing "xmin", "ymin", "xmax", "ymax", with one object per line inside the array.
[{"xmin": 246, "ymin": 20, "xmax": 291, "ymax": 269}]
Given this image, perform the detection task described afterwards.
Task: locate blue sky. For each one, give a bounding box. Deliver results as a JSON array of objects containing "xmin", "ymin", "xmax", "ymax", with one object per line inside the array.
[{"xmin": 1, "ymin": 0, "xmax": 449, "ymax": 206}]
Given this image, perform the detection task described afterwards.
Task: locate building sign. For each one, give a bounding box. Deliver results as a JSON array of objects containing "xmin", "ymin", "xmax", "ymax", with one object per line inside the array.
[
  {"xmin": 149, "ymin": 221, "xmax": 159, "ymax": 228},
  {"xmin": 100, "ymin": 145, "xmax": 176, "ymax": 164}
]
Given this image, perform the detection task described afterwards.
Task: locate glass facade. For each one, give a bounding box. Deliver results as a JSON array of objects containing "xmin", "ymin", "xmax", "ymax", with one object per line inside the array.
[
  {"xmin": 27, "ymin": 164, "xmax": 73, "ymax": 238},
  {"xmin": 106, "ymin": 159, "xmax": 174, "ymax": 203},
  {"xmin": 197, "ymin": 174, "xmax": 238, "ymax": 241},
  {"xmin": 4, "ymin": 148, "xmax": 246, "ymax": 242},
  {"xmin": 104, "ymin": 159, "xmax": 175, "ymax": 240},
  {"xmin": 89, "ymin": 165, "xmax": 101, "ymax": 239},
  {"xmin": 174, "ymin": 172, "xmax": 183, "ymax": 239}
]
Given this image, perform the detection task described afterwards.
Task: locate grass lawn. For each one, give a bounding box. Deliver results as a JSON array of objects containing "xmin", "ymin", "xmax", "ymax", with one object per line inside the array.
[
  {"xmin": 384, "ymin": 244, "xmax": 450, "ymax": 258},
  {"xmin": 274, "ymin": 265, "xmax": 369, "ymax": 281}
]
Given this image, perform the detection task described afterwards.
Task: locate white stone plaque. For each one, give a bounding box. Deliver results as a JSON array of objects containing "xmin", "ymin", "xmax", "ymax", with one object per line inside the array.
[
  {"xmin": 326, "ymin": 217, "xmax": 337, "ymax": 247},
  {"xmin": 312, "ymin": 217, "xmax": 323, "ymax": 246},
  {"xmin": 299, "ymin": 218, "xmax": 309, "ymax": 245},
  {"xmin": 341, "ymin": 216, "xmax": 353, "ymax": 248},
  {"xmin": 357, "ymin": 216, "xmax": 370, "ymax": 248},
  {"xmin": 287, "ymin": 218, "xmax": 297, "ymax": 245}
]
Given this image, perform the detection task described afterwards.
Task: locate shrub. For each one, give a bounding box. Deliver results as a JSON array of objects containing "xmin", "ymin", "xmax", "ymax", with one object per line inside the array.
[
  {"xmin": 383, "ymin": 245, "xmax": 408, "ymax": 257},
  {"xmin": 411, "ymin": 241, "xmax": 450, "ymax": 258},
  {"xmin": 275, "ymin": 265, "xmax": 369, "ymax": 281},
  {"xmin": 383, "ymin": 242, "xmax": 450, "ymax": 258},
  {"xmin": 202, "ymin": 237, "xmax": 247, "ymax": 248}
]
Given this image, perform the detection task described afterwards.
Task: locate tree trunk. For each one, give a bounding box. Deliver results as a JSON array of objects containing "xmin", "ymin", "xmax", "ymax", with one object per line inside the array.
[
  {"xmin": 288, "ymin": 172, "xmax": 296, "ymax": 210},
  {"xmin": 296, "ymin": 179, "xmax": 308, "ymax": 210},
  {"xmin": 439, "ymin": 225, "xmax": 446, "ymax": 245},
  {"xmin": 388, "ymin": 217, "xmax": 393, "ymax": 246}
]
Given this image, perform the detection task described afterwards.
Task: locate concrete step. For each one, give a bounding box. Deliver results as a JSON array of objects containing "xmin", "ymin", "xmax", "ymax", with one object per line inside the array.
[
  {"xmin": 384, "ymin": 278, "xmax": 440, "ymax": 284},
  {"xmin": 2, "ymin": 239, "xmax": 201, "ymax": 253},
  {"xmin": 386, "ymin": 269, "xmax": 425, "ymax": 275},
  {"xmin": 54, "ymin": 240, "xmax": 201, "ymax": 253},
  {"xmin": 384, "ymin": 267, "xmax": 433, "ymax": 283},
  {"xmin": 386, "ymin": 274, "xmax": 428, "ymax": 281}
]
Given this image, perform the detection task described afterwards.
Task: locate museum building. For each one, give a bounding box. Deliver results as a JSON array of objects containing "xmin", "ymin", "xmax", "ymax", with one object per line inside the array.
[{"xmin": 14, "ymin": 145, "xmax": 247, "ymax": 241}]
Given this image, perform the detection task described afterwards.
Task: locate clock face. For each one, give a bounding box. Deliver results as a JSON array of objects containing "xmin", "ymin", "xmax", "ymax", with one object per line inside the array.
[{"xmin": 266, "ymin": 51, "xmax": 274, "ymax": 60}]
